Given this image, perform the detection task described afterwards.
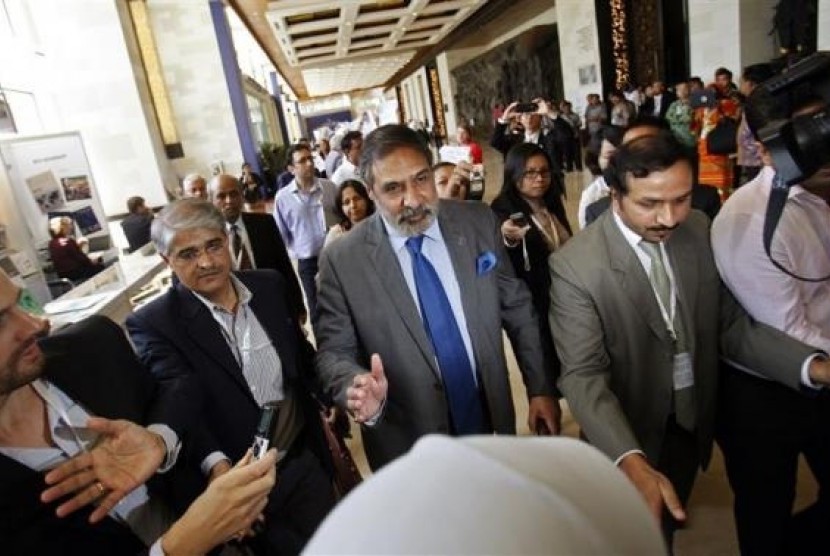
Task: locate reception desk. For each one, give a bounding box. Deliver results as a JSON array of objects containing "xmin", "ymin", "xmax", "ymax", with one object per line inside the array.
[{"xmin": 44, "ymin": 244, "xmax": 168, "ymax": 329}]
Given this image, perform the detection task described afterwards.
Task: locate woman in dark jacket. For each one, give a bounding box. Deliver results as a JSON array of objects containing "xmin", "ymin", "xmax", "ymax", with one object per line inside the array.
[{"xmin": 490, "ymin": 143, "xmax": 572, "ymax": 402}]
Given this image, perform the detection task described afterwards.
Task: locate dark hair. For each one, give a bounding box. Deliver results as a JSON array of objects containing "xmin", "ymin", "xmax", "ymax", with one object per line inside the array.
[
  {"xmin": 605, "ymin": 130, "xmax": 692, "ymax": 195},
  {"xmin": 333, "ymin": 179, "xmax": 374, "ymax": 230},
  {"xmin": 341, "ymin": 131, "xmax": 363, "ymax": 153},
  {"xmin": 286, "ymin": 143, "xmax": 311, "ymax": 167},
  {"xmin": 629, "ymin": 114, "xmax": 670, "ymax": 131},
  {"xmin": 742, "ymin": 63, "xmax": 775, "ymax": 86},
  {"xmin": 498, "ymin": 143, "xmax": 571, "ymax": 234},
  {"xmin": 359, "ymin": 125, "xmax": 433, "ymax": 189},
  {"xmin": 600, "ymin": 125, "xmax": 627, "ymax": 147},
  {"xmin": 689, "ymin": 77, "xmax": 704, "ymax": 88},
  {"xmin": 715, "ymin": 67, "xmax": 733, "ymax": 79},
  {"xmin": 126, "ymin": 196, "xmax": 145, "ymax": 214}
]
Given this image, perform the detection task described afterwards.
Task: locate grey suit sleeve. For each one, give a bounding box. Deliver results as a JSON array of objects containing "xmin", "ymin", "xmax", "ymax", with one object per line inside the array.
[
  {"xmin": 718, "ymin": 282, "xmax": 818, "ymax": 391},
  {"xmin": 549, "ymin": 254, "xmax": 642, "ymax": 461},
  {"xmin": 491, "ymin": 213, "xmax": 555, "ymax": 398},
  {"xmin": 314, "ymin": 248, "xmax": 369, "ymax": 409}
]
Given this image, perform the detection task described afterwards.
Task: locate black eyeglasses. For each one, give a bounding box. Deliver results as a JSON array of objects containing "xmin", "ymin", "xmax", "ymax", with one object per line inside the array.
[{"xmin": 523, "ymin": 169, "xmax": 551, "ymax": 180}]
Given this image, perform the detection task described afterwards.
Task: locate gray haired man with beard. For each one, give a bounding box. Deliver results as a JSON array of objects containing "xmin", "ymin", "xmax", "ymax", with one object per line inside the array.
[{"xmin": 315, "ymin": 124, "xmax": 559, "ymax": 471}]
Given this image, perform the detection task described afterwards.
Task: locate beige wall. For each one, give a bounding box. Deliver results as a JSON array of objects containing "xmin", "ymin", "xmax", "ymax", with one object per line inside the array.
[
  {"xmin": 819, "ymin": 0, "xmax": 830, "ymax": 50},
  {"xmin": 556, "ymin": 0, "xmax": 603, "ymax": 115},
  {"xmin": 27, "ymin": 0, "xmax": 170, "ymax": 215}
]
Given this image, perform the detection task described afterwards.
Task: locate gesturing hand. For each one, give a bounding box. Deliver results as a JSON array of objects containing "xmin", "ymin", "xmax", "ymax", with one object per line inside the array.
[
  {"xmin": 346, "ymin": 354, "xmax": 388, "ymax": 423},
  {"xmin": 41, "ymin": 417, "xmax": 166, "ymax": 523},
  {"xmin": 527, "ymin": 395, "xmax": 562, "ymax": 436},
  {"xmin": 619, "ymin": 453, "xmax": 686, "ymax": 524}
]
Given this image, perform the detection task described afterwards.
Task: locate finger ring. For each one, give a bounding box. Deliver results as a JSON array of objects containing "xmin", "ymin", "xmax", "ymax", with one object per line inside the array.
[{"xmin": 94, "ymin": 481, "xmax": 106, "ymax": 495}]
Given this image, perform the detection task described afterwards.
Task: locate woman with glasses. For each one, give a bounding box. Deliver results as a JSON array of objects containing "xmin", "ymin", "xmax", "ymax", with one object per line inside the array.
[{"xmin": 491, "ymin": 144, "xmax": 572, "ymax": 409}]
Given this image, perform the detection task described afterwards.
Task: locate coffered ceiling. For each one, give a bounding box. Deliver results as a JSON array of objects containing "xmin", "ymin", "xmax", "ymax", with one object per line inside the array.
[{"xmin": 231, "ymin": 0, "xmax": 490, "ymax": 99}]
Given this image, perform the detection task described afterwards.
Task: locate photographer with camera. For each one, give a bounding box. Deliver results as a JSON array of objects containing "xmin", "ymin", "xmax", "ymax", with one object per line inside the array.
[{"xmin": 711, "ymin": 54, "xmax": 830, "ymax": 556}]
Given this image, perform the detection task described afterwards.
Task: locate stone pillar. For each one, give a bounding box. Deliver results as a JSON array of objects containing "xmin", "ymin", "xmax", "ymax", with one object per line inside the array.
[
  {"xmin": 435, "ymin": 53, "xmax": 458, "ymax": 140},
  {"xmin": 147, "ymin": 0, "xmax": 244, "ymax": 181},
  {"xmin": 819, "ymin": 0, "xmax": 830, "ymax": 49},
  {"xmin": 688, "ymin": 0, "xmax": 778, "ymax": 83},
  {"xmin": 555, "ymin": 0, "xmax": 604, "ymax": 115}
]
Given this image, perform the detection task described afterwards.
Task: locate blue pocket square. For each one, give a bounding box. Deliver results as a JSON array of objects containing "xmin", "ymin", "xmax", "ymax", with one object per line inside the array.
[{"xmin": 476, "ymin": 251, "xmax": 497, "ymax": 276}]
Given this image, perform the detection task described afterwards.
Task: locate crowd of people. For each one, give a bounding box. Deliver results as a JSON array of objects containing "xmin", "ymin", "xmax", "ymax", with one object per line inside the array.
[{"xmin": 2, "ymin": 56, "xmax": 829, "ymax": 556}]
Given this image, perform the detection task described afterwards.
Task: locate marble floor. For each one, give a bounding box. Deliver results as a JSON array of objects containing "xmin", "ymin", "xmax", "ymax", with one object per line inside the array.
[{"xmin": 334, "ymin": 143, "xmax": 819, "ymax": 555}]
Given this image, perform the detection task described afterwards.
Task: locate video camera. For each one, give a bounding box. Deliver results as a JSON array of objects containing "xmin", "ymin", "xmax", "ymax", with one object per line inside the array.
[{"xmin": 748, "ymin": 51, "xmax": 830, "ymax": 185}]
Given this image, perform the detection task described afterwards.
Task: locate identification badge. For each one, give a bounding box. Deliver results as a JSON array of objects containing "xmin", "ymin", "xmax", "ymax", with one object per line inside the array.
[{"xmin": 673, "ymin": 352, "xmax": 694, "ymax": 390}]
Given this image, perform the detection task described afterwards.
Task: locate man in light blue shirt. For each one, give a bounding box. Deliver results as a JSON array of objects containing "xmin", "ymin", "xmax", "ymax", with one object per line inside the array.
[{"xmin": 273, "ymin": 144, "xmax": 336, "ymax": 323}]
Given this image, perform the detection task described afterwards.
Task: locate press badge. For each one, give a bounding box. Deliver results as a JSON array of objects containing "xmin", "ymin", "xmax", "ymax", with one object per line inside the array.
[{"xmin": 673, "ymin": 352, "xmax": 694, "ymax": 390}]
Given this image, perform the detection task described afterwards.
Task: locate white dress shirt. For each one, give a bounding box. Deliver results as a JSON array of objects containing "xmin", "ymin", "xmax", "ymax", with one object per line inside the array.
[
  {"xmin": 226, "ymin": 217, "xmax": 257, "ymax": 269},
  {"xmin": 330, "ymin": 159, "xmax": 363, "ymax": 186},
  {"xmin": 578, "ymin": 176, "xmax": 610, "ymax": 229},
  {"xmin": 712, "ymin": 166, "xmax": 830, "ymax": 386}
]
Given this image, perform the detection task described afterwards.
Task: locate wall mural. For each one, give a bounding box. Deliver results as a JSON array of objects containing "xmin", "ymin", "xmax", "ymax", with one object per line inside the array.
[{"xmin": 451, "ymin": 25, "xmax": 563, "ymax": 134}]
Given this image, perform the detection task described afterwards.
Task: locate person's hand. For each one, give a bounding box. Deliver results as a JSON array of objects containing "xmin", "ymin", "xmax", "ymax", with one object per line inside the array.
[
  {"xmin": 41, "ymin": 417, "xmax": 166, "ymax": 523},
  {"xmin": 808, "ymin": 357, "xmax": 830, "ymax": 386},
  {"xmin": 208, "ymin": 459, "xmax": 232, "ymax": 484},
  {"xmin": 619, "ymin": 453, "xmax": 686, "ymax": 524},
  {"xmin": 501, "ymin": 219, "xmax": 530, "ymax": 245},
  {"xmin": 161, "ymin": 449, "xmax": 278, "ymax": 556},
  {"xmin": 527, "ymin": 395, "xmax": 562, "ymax": 435},
  {"xmin": 501, "ymin": 101, "xmax": 520, "ymax": 121},
  {"xmin": 533, "ymin": 98, "xmax": 553, "ymax": 116},
  {"xmin": 346, "ymin": 354, "xmax": 388, "ymax": 423}
]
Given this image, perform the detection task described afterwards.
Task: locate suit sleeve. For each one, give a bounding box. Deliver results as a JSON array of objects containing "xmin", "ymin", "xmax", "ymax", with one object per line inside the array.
[
  {"xmin": 126, "ymin": 312, "xmax": 222, "ymax": 463},
  {"xmin": 489, "ymin": 121, "xmax": 511, "ymax": 155},
  {"xmin": 314, "ymin": 248, "xmax": 369, "ymax": 410},
  {"xmin": 489, "ymin": 210, "xmax": 555, "ymax": 398},
  {"xmin": 265, "ymin": 220, "xmax": 306, "ymax": 320},
  {"xmin": 549, "ymin": 253, "xmax": 642, "ymax": 461}
]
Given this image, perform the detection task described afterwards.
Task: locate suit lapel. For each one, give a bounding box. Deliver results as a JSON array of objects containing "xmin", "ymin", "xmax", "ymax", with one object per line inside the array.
[
  {"xmin": 175, "ymin": 284, "xmax": 254, "ymax": 397},
  {"xmin": 601, "ymin": 213, "xmax": 672, "ymax": 344},
  {"xmin": 365, "ymin": 215, "xmax": 440, "ymax": 378}
]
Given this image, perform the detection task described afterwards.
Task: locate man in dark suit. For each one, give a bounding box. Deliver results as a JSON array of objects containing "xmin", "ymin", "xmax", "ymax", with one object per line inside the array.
[
  {"xmin": 210, "ymin": 173, "xmax": 305, "ymax": 321},
  {"xmin": 315, "ymin": 125, "xmax": 559, "ymax": 471},
  {"xmin": 490, "ymin": 99, "xmax": 565, "ymax": 198},
  {"xmin": 549, "ymin": 131, "xmax": 828, "ymax": 548},
  {"xmin": 127, "ymin": 199, "xmax": 335, "ymax": 554},
  {"xmin": 640, "ymin": 81, "xmax": 676, "ymax": 120},
  {"xmin": 0, "ymin": 271, "xmax": 276, "ymax": 554},
  {"xmin": 120, "ymin": 196, "xmax": 154, "ymax": 253}
]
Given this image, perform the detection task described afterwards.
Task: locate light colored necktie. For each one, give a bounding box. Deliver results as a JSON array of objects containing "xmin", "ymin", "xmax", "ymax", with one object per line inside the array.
[{"xmin": 640, "ymin": 240, "xmax": 696, "ymax": 430}]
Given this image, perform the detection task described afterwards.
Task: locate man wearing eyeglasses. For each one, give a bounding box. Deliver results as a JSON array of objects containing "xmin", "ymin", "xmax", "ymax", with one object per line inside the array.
[
  {"xmin": 126, "ymin": 199, "xmax": 336, "ymax": 554},
  {"xmin": 273, "ymin": 144, "xmax": 337, "ymax": 325},
  {"xmin": 0, "ymin": 268, "xmax": 278, "ymax": 554}
]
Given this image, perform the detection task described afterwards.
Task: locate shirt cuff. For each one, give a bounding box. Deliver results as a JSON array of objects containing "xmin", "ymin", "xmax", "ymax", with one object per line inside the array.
[
  {"xmin": 614, "ymin": 449, "xmax": 646, "ymax": 467},
  {"xmin": 362, "ymin": 398, "xmax": 387, "ymax": 427},
  {"xmin": 201, "ymin": 451, "xmax": 231, "ymax": 477},
  {"xmin": 800, "ymin": 353, "xmax": 827, "ymax": 390},
  {"xmin": 147, "ymin": 424, "xmax": 181, "ymax": 473},
  {"xmin": 148, "ymin": 538, "xmax": 165, "ymax": 556}
]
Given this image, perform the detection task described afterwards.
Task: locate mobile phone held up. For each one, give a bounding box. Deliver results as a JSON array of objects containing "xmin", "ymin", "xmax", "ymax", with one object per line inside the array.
[
  {"xmin": 515, "ymin": 102, "xmax": 539, "ymax": 113},
  {"xmin": 510, "ymin": 212, "xmax": 529, "ymax": 228},
  {"xmin": 252, "ymin": 403, "xmax": 278, "ymax": 460}
]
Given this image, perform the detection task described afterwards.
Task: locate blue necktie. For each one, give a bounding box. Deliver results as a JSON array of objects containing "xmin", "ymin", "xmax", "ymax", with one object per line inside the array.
[{"xmin": 405, "ymin": 235, "xmax": 486, "ymax": 435}]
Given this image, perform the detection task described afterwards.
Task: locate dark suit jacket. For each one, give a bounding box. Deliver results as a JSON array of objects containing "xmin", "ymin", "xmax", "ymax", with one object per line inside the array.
[
  {"xmin": 315, "ymin": 201, "xmax": 554, "ymax": 470},
  {"xmin": 121, "ymin": 213, "xmax": 153, "ymax": 253},
  {"xmin": 640, "ymin": 91, "xmax": 677, "ymax": 119},
  {"xmin": 127, "ymin": 270, "xmax": 329, "ymax": 505},
  {"xmin": 1, "ymin": 316, "xmax": 156, "ymax": 555},
  {"xmin": 240, "ymin": 212, "xmax": 305, "ymax": 319},
  {"xmin": 550, "ymin": 210, "xmax": 816, "ymax": 468},
  {"xmin": 584, "ymin": 184, "xmax": 722, "ymax": 227},
  {"xmin": 490, "ymin": 193, "xmax": 572, "ymax": 388}
]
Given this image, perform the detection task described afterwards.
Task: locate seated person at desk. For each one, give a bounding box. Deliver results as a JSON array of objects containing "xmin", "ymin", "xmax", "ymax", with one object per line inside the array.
[
  {"xmin": 47, "ymin": 216, "xmax": 104, "ymax": 282},
  {"xmin": 0, "ymin": 269, "xmax": 277, "ymax": 555},
  {"xmin": 120, "ymin": 196, "xmax": 154, "ymax": 253}
]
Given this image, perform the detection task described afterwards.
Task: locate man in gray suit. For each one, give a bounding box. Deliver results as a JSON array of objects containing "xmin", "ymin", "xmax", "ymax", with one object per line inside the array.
[
  {"xmin": 316, "ymin": 124, "xmax": 558, "ymax": 471},
  {"xmin": 549, "ymin": 131, "xmax": 830, "ymax": 545}
]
